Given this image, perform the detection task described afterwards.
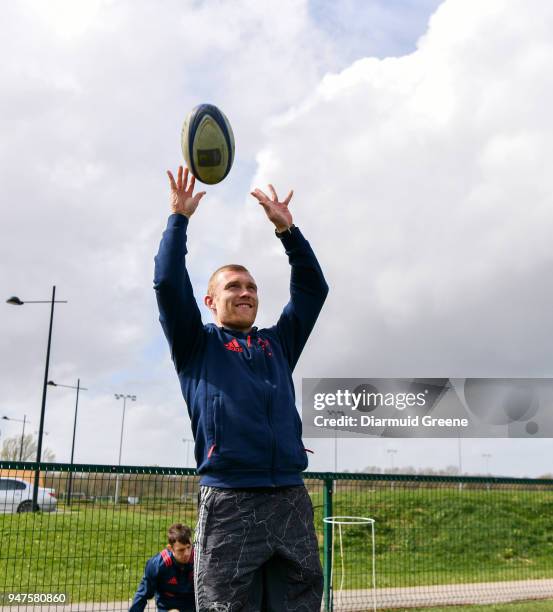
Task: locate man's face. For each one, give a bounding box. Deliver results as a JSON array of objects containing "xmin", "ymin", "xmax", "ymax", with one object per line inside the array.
[
  {"xmin": 168, "ymin": 541, "xmax": 192, "ymax": 564},
  {"xmin": 204, "ymin": 269, "xmax": 259, "ymax": 332}
]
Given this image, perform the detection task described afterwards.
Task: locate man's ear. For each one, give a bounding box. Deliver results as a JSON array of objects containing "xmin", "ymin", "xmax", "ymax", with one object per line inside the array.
[{"xmin": 204, "ymin": 294, "xmax": 216, "ymax": 314}]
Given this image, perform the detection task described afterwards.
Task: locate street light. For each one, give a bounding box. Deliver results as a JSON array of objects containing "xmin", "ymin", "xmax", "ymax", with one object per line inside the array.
[
  {"xmin": 114, "ymin": 393, "xmax": 136, "ymax": 504},
  {"xmin": 387, "ymin": 448, "xmax": 397, "ymax": 472},
  {"xmin": 182, "ymin": 438, "xmax": 194, "ymax": 467},
  {"xmin": 6, "ymin": 286, "xmax": 67, "ymax": 511},
  {"xmin": 482, "ymin": 453, "xmax": 492, "ymax": 475},
  {"xmin": 457, "ymin": 431, "xmax": 463, "ymax": 476},
  {"xmin": 48, "ymin": 380, "xmax": 88, "ymax": 505},
  {"xmin": 327, "ymin": 409, "xmax": 345, "ymax": 473},
  {"xmin": 1, "ymin": 415, "xmax": 30, "ymax": 461},
  {"xmin": 387, "ymin": 448, "xmax": 398, "ymax": 490}
]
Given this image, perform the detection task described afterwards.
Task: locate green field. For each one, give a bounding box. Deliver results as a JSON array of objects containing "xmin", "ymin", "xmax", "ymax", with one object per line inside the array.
[
  {"xmin": 311, "ymin": 485, "xmax": 553, "ymax": 590},
  {"xmin": 409, "ymin": 600, "xmax": 553, "ymax": 611},
  {"xmin": 1, "ymin": 484, "xmax": 553, "ymax": 606},
  {"xmin": 0, "ymin": 499, "xmax": 198, "ymax": 603}
]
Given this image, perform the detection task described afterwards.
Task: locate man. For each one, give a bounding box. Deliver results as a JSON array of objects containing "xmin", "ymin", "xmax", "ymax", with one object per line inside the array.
[
  {"xmin": 130, "ymin": 523, "xmax": 195, "ymax": 612},
  {"xmin": 154, "ymin": 166, "xmax": 328, "ymax": 611}
]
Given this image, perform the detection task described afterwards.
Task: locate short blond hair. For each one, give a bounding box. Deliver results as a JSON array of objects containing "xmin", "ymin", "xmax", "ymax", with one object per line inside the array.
[{"xmin": 207, "ymin": 264, "xmax": 250, "ymax": 297}]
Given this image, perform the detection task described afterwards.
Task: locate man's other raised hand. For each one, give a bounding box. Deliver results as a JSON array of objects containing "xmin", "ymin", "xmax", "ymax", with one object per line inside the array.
[{"xmin": 251, "ymin": 184, "xmax": 294, "ymax": 233}]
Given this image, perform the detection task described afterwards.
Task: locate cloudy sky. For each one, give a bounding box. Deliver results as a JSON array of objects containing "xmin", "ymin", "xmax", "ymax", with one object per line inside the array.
[{"xmin": 2, "ymin": 0, "xmax": 553, "ymax": 478}]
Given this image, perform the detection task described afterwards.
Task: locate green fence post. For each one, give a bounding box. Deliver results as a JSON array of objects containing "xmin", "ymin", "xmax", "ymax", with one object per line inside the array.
[{"xmin": 323, "ymin": 477, "xmax": 333, "ymax": 612}]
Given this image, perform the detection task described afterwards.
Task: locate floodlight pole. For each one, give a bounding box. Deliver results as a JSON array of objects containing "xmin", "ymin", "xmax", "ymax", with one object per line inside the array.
[
  {"xmin": 68, "ymin": 379, "xmax": 81, "ymax": 503},
  {"xmin": 34, "ymin": 286, "xmax": 56, "ymax": 511},
  {"xmin": 457, "ymin": 432, "xmax": 463, "ymax": 475},
  {"xmin": 48, "ymin": 379, "xmax": 88, "ymax": 505},
  {"xmin": 114, "ymin": 393, "xmax": 136, "ymax": 504},
  {"xmin": 182, "ymin": 438, "xmax": 194, "ymax": 467},
  {"xmin": 387, "ymin": 448, "xmax": 397, "ymax": 472},
  {"xmin": 327, "ymin": 410, "xmax": 344, "ymax": 473},
  {"xmin": 20, "ymin": 415, "xmax": 27, "ymax": 461},
  {"xmin": 482, "ymin": 452, "xmax": 492, "ymax": 475},
  {"xmin": 387, "ymin": 448, "xmax": 397, "ymax": 490}
]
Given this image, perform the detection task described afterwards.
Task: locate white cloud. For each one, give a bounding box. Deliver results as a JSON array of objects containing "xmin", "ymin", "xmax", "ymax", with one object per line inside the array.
[
  {"xmin": 0, "ymin": 0, "xmax": 342, "ymax": 465},
  {"xmin": 5, "ymin": 0, "xmax": 548, "ymax": 476},
  {"xmin": 248, "ymin": 0, "xmax": 553, "ymax": 381},
  {"xmin": 233, "ymin": 0, "xmax": 553, "ymax": 475}
]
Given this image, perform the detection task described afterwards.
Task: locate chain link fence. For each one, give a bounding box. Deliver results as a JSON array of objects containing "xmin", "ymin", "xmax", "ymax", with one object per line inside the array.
[{"xmin": 1, "ymin": 462, "xmax": 553, "ymax": 610}]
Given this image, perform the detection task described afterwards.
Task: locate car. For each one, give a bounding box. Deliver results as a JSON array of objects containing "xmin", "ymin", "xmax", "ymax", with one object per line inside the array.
[{"xmin": 0, "ymin": 477, "xmax": 57, "ymax": 513}]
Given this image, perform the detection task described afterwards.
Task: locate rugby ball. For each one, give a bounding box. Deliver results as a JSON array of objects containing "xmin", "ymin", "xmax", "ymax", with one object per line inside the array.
[{"xmin": 181, "ymin": 104, "xmax": 235, "ymax": 185}]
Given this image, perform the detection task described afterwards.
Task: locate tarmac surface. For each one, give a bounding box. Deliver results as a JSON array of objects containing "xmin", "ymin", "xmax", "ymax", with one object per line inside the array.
[{"xmin": 1, "ymin": 579, "xmax": 553, "ymax": 611}]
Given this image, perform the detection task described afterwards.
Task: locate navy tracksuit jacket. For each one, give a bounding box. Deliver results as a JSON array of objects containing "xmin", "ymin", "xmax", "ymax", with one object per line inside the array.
[
  {"xmin": 130, "ymin": 547, "xmax": 195, "ymax": 611},
  {"xmin": 154, "ymin": 214, "xmax": 328, "ymax": 488}
]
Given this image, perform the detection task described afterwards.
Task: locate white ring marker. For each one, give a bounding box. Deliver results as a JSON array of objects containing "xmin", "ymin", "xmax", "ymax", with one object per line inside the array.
[
  {"xmin": 323, "ymin": 516, "xmax": 375, "ymax": 525},
  {"xmin": 323, "ymin": 515, "xmax": 377, "ymax": 612}
]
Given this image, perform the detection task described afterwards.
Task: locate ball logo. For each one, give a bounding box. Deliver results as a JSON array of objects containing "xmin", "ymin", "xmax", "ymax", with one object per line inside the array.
[{"xmin": 197, "ymin": 148, "xmax": 222, "ymax": 167}]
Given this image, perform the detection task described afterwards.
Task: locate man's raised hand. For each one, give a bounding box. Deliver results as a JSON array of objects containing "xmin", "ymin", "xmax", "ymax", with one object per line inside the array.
[
  {"xmin": 250, "ymin": 184, "xmax": 294, "ymax": 232},
  {"xmin": 167, "ymin": 166, "xmax": 206, "ymax": 218}
]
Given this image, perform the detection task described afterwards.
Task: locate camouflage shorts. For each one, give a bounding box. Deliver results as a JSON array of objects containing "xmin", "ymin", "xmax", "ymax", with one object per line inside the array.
[{"xmin": 194, "ymin": 485, "xmax": 323, "ymax": 612}]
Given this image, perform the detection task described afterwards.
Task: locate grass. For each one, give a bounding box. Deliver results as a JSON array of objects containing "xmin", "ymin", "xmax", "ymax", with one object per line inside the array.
[
  {"xmin": 0, "ymin": 499, "xmax": 198, "ymax": 603},
  {"xmin": 404, "ymin": 600, "xmax": 553, "ymax": 611},
  {"xmin": 310, "ymin": 485, "xmax": 553, "ymax": 590},
  {"xmin": 0, "ymin": 483, "xmax": 552, "ymax": 606}
]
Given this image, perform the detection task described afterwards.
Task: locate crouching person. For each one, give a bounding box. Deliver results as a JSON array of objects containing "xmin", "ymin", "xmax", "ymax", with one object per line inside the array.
[{"xmin": 130, "ymin": 523, "xmax": 195, "ymax": 612}]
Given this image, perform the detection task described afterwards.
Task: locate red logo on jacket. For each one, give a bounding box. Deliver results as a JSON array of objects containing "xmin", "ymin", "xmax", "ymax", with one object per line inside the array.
[
  {"xmin": 223, "ymin": 336, "xmax": 272, "ymax": 357},
  {"xmin": 258, "ymin": 338, "xmax": 273, "ymax": 357},
  {"xmin": 224, "ymin": 338, "xmax": 243, "ymax": 353}
]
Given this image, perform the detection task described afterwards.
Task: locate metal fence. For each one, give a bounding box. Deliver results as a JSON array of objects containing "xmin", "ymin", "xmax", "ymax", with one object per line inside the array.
[{"xmin": 1, "ymin": 462, "xmax": 553, "ymax": 611}]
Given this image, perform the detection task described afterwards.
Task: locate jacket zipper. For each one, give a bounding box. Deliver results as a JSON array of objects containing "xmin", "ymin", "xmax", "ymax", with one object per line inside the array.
[{"xmin": 266, "ymin": 386, "xmax": 276, "ymax": 486}]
